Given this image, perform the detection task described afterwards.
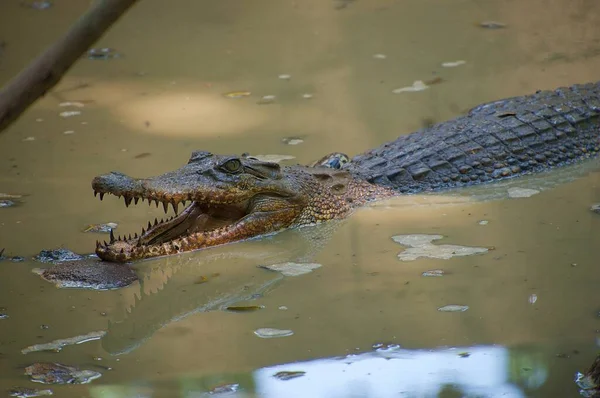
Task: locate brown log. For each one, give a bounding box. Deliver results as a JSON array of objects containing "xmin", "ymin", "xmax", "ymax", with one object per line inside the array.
[{"xmin": 0, "ymin": 0, "xmax": 140, "ymax": 134}]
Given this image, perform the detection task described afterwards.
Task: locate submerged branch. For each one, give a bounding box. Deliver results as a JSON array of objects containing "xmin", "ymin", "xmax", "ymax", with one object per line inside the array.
[{"xmin": 0, "ymin": 0, "xmax": 140, "ymax": 134}]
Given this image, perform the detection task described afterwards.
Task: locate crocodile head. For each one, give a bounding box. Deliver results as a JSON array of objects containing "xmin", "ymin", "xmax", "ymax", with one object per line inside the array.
[{"xmin": 92, "ymin": 151, "xmax": 394, "ymax": 263}]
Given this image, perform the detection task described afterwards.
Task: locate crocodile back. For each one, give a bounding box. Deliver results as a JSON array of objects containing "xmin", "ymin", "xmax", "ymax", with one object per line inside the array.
[{"xmin": 344, "ymin": 82, "xmax": 600, "ymax": 193}]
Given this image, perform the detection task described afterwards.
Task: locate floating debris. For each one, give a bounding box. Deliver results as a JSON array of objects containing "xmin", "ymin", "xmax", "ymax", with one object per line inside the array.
[
  {"xmin": 21, "ymin": 1, "xmax": 52, "ymax": 10},
  {"xmin": 302, "ymin": 93, "xmax": 313, "ymax": 99},
  {"xmin": 278, "ymin": 306, "xmax": 288, "ymax": 310},
  {"xmin": 23, "ymin": 136, "xmax": 36, "ymax": 141},
  {"xmin": 34, "ymin": 260, "xmax": 138, "ymax": 290},
  {"xmin": 250, "ymin": 154, "xmax": 295, "ymax": 163},
  {"xmin": 225, "ymin": 305, "xmax": 264, "ymax": 313},
  {"xmin": 273, "ymin": 371, "xmax": 306, "ymax": 381},
  {"xmin": 257, "ymin": 95, "xmax": 276, "ymax": 104},
  {"xmin": 62, "ymin": 130, "xmax": 75, "ymax": 135},
  {"xmin": 458, "ymin": 352, "xmax": 471, "ymax": 358},
  {"xmin": 0, "ymin": 193, "xmax": 24, "ymax": 199},
  {"xmin": 507, "ymin": 187, "xmax": 540, "ymax": 198},
  {"xmin": 479, "ymin": 21, "xmax": 507, "ymax": 29},
  {"xmin": 82, "ymin": 223, "xmax": 118, "ymax": 233},
  {"xmin": 392, "ymin": 234, "xmax": 489, "ymax": 261},
  {"xmin": 254, "ymin": 328, "xmax": 294, "ymax": 338},
  {"xmin": 281, "ymin": 137, "xmax": 304, "ymax": 145},
  {"xmin": 134, "ymin": 152, "xmax": 151, "ymax": 159},
  {"xmin": 22, "ymin": 331, "xmax": 107, "ymax": 354},
  {"xmin": 58, "ymin": 102, "xmax": 85, "ymax": 108},
  {"xmin": 8, "ymin": 388, "xmax": 53, "ymax": 397},
  {"xmin": 25, "ymin": 362, "xmax": 101, "ymax": 384},
  {"xmin": 11, "ymin": 256, "xmax": 25, "ymax": 262},
  {"xmin": 59, "ymin": 111, "xmax": 81, "ymax": 118},
  {"xmin": 392, "ymin": 80, "xmax": 428, "ymax": 94},
  {"xmin": 528, "ymin": 294, "xmax": 538, "ymax": 304},
  {"xmin": 441, "ymin": 60, "xmax": 466, "ymax": 68},
  {"xmin": 591, "ymin": 204, "xmax": 600, "ymax": 214},
  {"xmin": 0, "ymin": 199, "xmax": 15, "ymax": 208},
  {"xmin": 278, "ymin": 74, "xmax": 292, "ymax": 80},
  {"xmin": 478, "ymin": 220, "xmax": 489, "ymax": 225},
  {"xmin": 34, "ymin": 249, "xmax": 83, "ymax": 263},
  {"xmin": 259, "ymin": 262, "xmax": 322, "ymax": 277},
  {"xmin": 422, "ymin": 269, "xmax": 445, "ymax": 277},
  {"xmin": 438, "ymin": 305, "xmax": 469, "ymax": 312},
  {"xmin": 372, "ymin": 53, "xmax": 387, "ymax": 59},
  {"xmin": 86, "ymin": 48, "xmax": 121, "ymax": 60},
  {"xmin": 208, "ymin": 384, "xmax": 240, "ymax": 394},
  {"xmin": 223, "ymin": 90, "xmax": 251, "ymax": 98},
  {"xmin": 0, "ymin": 313, "xmax": 8, "ymax": 319},
  {"xmin": 424, "ymin": 77, "xmax": 445, "ymax": 86},
  {"xmin": 576, "ymin": 354, "xmax": 600, "ymax": 397}
]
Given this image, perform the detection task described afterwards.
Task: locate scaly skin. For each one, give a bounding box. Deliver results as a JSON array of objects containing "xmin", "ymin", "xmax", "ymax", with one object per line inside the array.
[
  {"xmin": 343, "ymin": 81, "xmax": 600, "ymax": 191},
  {"xmin": 92, "ymin": 151, "xmax": 394, "ymax": 262},
  {"xmin": 92, "ymin": 81, "xmax": 600, "ymax": 263}
]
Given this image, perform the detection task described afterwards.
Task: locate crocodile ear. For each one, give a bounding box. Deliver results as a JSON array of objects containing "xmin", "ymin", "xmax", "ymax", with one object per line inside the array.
[{"xmin": 244, "ymin": 161, "xmax": 282, "ymax": 179}]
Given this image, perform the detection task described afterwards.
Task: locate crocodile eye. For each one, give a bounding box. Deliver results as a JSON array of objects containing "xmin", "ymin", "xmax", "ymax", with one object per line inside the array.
[{"xmin": 221, "ymin": 158, "xmax": 242, "ymax": 173}]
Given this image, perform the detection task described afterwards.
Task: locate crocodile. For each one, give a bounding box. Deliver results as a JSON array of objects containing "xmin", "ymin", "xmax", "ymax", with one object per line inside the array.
[{"xmin": 92, "ymin": 81, "xmax": 600, "ymax": 263}]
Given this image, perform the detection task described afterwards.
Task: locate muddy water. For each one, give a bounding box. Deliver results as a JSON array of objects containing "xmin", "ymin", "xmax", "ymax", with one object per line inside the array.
[{"xmin": 1, "ymin": 0, "xmax": 600, "ymax": 396}]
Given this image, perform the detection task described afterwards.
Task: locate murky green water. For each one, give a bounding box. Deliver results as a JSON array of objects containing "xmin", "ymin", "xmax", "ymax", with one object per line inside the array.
[{"xmin": 1, "ymin": 0, "xmax": 600, "ymax": 396}]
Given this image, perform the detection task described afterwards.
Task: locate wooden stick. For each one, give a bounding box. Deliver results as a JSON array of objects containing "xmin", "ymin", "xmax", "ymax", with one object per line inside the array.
[{"xmin": 0, "ymin": 0, "xmax": 140, "ymax": 133}]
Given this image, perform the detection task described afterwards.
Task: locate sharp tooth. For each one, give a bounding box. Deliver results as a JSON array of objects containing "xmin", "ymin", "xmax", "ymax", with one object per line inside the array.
[
  {"xmin": 136, "ymin": 237, "xmax": 142, "ymax": 247},
  {"xmin": 128, "ymin": 234, "xmax": 132, "ymax": 240},
  {"xmin": 124, "ymin": 196, "xmax": 132, "ymax": 207},
  {"xmin": 94, "ymin": 191, "xmax": 98, "ymax": 197},
  {"xmin": 134, "ymin": 232, "xmax": 138, "ymax": 238},
  {"xmin": 182, "ymin": 200, "xmax": 187, "ymax": 207},
  {"xmin": 147, "ymin": 221, "xmax": 152, "ymax": 230},
  {"xmin": 162, "ymin": 201, "xmax": 168, "ymax": 214},
  {"xmin": 103, "ymin": 240, "xmax": 108, "ymax": 246},
  {"xmin": 160, "ymin": 218, "xmax": 164, "ymax": 223},
  {"xmin": 147, "ymin": 199, "xmax": 152, "ymax": 207},
  {"xmin": 109, "ymin": 229, "xmax": 115, "ymax": 243},
  {"xmin": 141, "ymin": 227, "xmax": 146, "ymax": 235},
  {"xmin": 154, "ymin": 218, "xmax": 158, "ymax": 226},
  {"xmin": 134, "ymin": 197, "xmax": 139, "ymax": 205},
  {"xmin": 96, "ymin": 240, "xmax": 100, "ymax": 248},
  {"xmin": 171, "ymin": 201, "xmax": 179, "ymax": 215},
  {"xmin": 154, "ymin": 200, "xmax": 159, "ymax": 208},
  {"xmin": 99, "ymin": 193, "xmax": 105, "ymax": 200}
]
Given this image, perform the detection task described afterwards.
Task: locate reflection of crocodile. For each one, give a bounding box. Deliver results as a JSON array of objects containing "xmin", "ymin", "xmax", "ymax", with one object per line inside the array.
[
  {"xmin": 102, "ymin": 222, "xmax": 341, "ymax": 355},
  {"xmin": 93, "ymin": 82, "xmax": 600, "ymax": 262}
]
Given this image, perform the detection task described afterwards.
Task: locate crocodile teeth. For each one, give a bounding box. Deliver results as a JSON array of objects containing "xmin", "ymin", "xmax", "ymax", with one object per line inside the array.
[
  {"xmin": 109, "ymin": 229, "xmax": 115, "ymax": 244},
  {"xmin": 141, "ymin": 227, "xmax": 146, "ymax": 235},
  {"xmin": 147, "ymin": 221, "xmax": 152, "ymax": 230},
  {"xmin": 99, "ymin": 192, "xmax": 105, "ymax": 201},
  {"xmin": 181, "ymin": 200, "xmax": 187, "ymax": 207},
  {"xmin": 162, "ymin": 201, "xmax": 168, "ymax": 214},
  {"xmin": 124, "ymin": 196, "xmax": 132, "ymax": 207},
  {"xmin": 154, "ymin": 200, "xmax": 160, "ymax": 208},
  {"xmin": 154, "ymin": 218, "xmax": 158, "ymax": 226},
  {"xmin": 147, "ymin": 199, "xmax": 152, "ymax": 207},
  {"xmin": 96, "ymin": 240, "xmax": 100, "ymax": 248},
  {"xmin": 94, "ymin": 191, "xmax": 98, "ymax": 197},
  {"xmin": 134, "ymin": 197, "xmax": 139, "ymax": 205},
  {"xmin": 171, "ymin": 201, "xmax": 178, "ymax": 215},
  {"xmin": 128, "ymin": 233, "xmax": 132, "ymax": 240}
]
